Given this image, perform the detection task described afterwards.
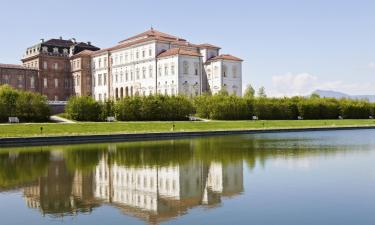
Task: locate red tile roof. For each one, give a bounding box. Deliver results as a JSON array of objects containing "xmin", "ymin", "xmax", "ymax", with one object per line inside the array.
[
  {"xmin": 0, "ymin": 63, "xmax": 38, "ymax": 70},
  {"xmin": 157, "ymin": 48, "xmax": 202, "ymax": 58},
  {"xmin": 207, "ymin": 54, "xmax": 243, "ymax": 62},
  {"xmin": 119, "ymin": 28, "xmax": 186, "ymax": 44},
  {"xmin": 198, "ymin": 43, "xmax": 221, "ymax": 49}
]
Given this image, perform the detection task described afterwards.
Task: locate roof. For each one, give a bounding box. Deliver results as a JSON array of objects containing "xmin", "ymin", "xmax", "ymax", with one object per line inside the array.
[
  {"xmin": 0, "ymin": 63, "xmax": 38, "ymax": 70},
  {"xmin": 92, "ymin": 36, "xmax": 172, "ymax": 56},
  {"xmin": 42, "ymin": 39, "xmax": 74, "ymax": 48},
  {"xmin": 207, "ymin": 54, "xmax": 243, "ymax": 62},
  {"xmin": 70, "ymin": 50, "xmax": 95, "ymax": 58},
  {"xmin": 157, "ymin": 48, "xmax": 202, "ymax": 58},
  {"xmin": 119, "ymin": 28, "xmax": 186, "ymax": 44},
  {"xmin": 198, "ymin": 43, "xmax": 221, "ymax": 49}
]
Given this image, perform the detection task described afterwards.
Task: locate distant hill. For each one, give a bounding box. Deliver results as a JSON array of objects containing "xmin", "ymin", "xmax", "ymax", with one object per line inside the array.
[{"xmin": 313, "ymin": 90, "xmax": 375, "ymax": 102}]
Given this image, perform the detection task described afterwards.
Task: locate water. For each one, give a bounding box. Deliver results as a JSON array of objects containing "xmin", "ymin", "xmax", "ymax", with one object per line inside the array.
[{"xmin": 0, "ymin": 129, "xmax": 374, "ymax": 225}]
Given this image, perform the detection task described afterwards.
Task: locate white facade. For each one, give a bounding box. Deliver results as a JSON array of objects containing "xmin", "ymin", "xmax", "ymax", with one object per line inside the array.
[{"xmin": 90, "ymin": 29, "xmax": 243, "ymax": 101}]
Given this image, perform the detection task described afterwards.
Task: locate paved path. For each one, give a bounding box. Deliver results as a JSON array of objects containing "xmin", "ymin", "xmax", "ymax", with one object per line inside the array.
[{"xmin": 50, "ymin": 115, "xmax": 76, "ymax": 123}]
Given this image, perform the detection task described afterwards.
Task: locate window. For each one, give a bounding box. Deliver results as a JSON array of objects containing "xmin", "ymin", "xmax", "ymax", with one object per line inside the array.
[
  {"xmin": 120, "ymin": 71, "xmax": 123, "ymax": 82},
  {"xmin": 43, "ymin": 62, "xmax": 48, "ymax": 70},
  {"xmin": 183, "ymin": 61, "xmax": 189, "ymax": 74},
  {"xmin": 53, "ymin": 48, "xmax": 58, "ymax": 53},
  {"xmin": 149, "ymin": 66, "xmax": 153, "ymax": 78},
  {"xmin": 103, "ymin": 73, "xmax": 107, "ymax": 85},
  {"xmin": 158, "ymin": 67, "xmax": 162, "ymax": 77},
  {"xmin": 98, "ymin": 59, "xmax": 102, "ymax": 68},
  {"xmin": 214, "ymin": 66, "xmax": 219, "ymax": 77},
  {"xmin": 65, "ymin": 79, "xmax": 69, "ymax": 88},
  {"xmin": 54, "ymin": 78, "xmax": 58, "ymax": 88},
  {"xmin": 142, "ymin": 50, "xmax": 145, "ymax": 58},
  {"xmin": 136, "ymin": 68, "xmax": 140, "ymax": 79},
  {"xmin": 125, "ymin": 70, "xmax": 129, "ymax": 81},
  {"xmin": 149, "ymin": 48, "xmax": 152, "ymax": 56},
  {"xmin": 104, "ymin": 58, "xmax": 107, "ymax": 67},
  {"xmin": 164, "ymin": 65, "xmax": 168, "ymax": 76},
  {"xmin": 223, "ymin": 65, "xmax": 228, "ymax": 77},
  {"xmin": 136, "ymin": 51, "xmax": 139, "ymax": 59},
  {"xmin": 43, "ymin": 78, "xmax": 48, "ymax": 88},
  {"xmin": 98, "ymin": 74, "xmax": 102, "ymax": 86},
  {"xmin": 3, "ymin": 75, "xmax": 9, "ymax": 84},
  {"xmin": 77, "ymin": 76, "xmax": 80, "ymax": 86},
  {"xmin": 207, "ymin": 69, "xmax": 211, "ymax": 78},
  {"xmin": 54, "ymin": 63, "xmax": 58, "ymax": 70},
  {"xmin": 115, "ymin": 72, "xmax": 118, "ymax": 83},
  {"xmin": 171, "ymin": 63, "xmax": 175, "ymax": 75},
  {"xmin": 142, "ymin": 67, "xmax": 146, "ymax": 79},
  {"xmin": 194, "ymin": 62, "xmax": 199, "ymax": 75},
  {"xmin": 92, "ymin": 76, "xmax": 96, "ymax": 87},
  {"xmin": 125, "ymin": 54, "xmax": 128, "ymax": 62},
  {"xmin": 119, "ymin": 55, "xmax": 123, "ymax": 64},
  {"xmin": 130, "ymin": 70, "xmax": 134, "ymax": 80},
  {"xmin": 232, "ymin": 66, "xmax": 237, "ymax": 78},
  {"xmin": 30, "ymin": 76, "xmax": 35, "ymax": 88}
]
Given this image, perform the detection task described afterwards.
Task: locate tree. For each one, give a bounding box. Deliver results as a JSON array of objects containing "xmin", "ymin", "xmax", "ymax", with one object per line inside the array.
[
  {"xmin": 258, "ymin": 86, "xmax": 267, "ymax": 98},
  {"xmin": 244, "ymin": 84, "xmax": 255, "ymax": 99}
]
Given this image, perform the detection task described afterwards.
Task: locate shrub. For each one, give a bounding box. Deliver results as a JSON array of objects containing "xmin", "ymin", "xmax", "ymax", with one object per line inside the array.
[
  {"xmin": 0, "ymin": 85, "xmax": 50, "ymax": 122},
  {"xmin": 340, "ymin": 100, "xmax": 372, "ymax": 119},
  {"xmin": 15, "ymin": 92, "xmax": 50, "ymax": 122},
  {"xmin": 0, "ymin": 85, "xmax": 19, "ymax": 121},
  {"xmin": 116, "ymin": 95, "xmax": 194, "ymax": 121},
  {"xmin": 254, "ymin": 98, "xmax": 296, "ymax": 120},
  {"xmin": 65, "ymin": 96, "xmax": 102, "ymax": 121},
  {"xmin": 298, "ymin": 98, "xmax": 340, "ymax": 119},
  {"xmin": 194, "ymin": 94, "xmax": 250, "ymax": 120}
]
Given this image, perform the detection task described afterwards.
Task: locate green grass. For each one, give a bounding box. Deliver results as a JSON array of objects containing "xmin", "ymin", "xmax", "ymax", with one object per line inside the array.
[{"xmin": 0, "ymin": 119, "xmax": 374, "ymax": 138}]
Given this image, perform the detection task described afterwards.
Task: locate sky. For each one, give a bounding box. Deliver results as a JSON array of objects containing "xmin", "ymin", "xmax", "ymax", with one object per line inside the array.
[{"xmin": 0, "ymin": 0, "xmax": 374, "ymax": 96}]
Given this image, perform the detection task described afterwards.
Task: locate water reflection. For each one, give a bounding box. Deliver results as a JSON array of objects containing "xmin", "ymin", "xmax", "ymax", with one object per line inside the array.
[{"xmin": 0, "ymin": 132, "xmax": 373, "ymax": 224}]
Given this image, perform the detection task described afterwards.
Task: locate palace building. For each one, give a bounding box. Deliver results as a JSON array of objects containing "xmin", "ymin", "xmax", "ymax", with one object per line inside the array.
[
  {"xmin": 87, "ymin": 28, "xmax": 243, "ymax": 101},
  {"xmin": 2, "ymin": 29, "xmax": 243, "ymax": 101}
]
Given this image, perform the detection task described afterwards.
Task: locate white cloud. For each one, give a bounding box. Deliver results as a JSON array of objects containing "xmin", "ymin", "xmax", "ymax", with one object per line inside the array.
[
  {"xmin": 369, "ymin": 62, "xmax": 375, "ymax": 69},
  {"xmin": 270, "ymin": 72, "xmax": 374, "ymax": 97}
]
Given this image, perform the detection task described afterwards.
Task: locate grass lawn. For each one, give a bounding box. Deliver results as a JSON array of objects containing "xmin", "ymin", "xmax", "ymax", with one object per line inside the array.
[{"xmin": 0, "ymin": 119, "xmax": 374, "ymax": 138}]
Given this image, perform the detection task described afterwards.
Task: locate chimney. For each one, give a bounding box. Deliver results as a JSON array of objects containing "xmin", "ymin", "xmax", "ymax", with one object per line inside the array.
[
  {"xmin": 59, "ymin": 36, "xmax": 63, "ymax": 40},
  {"xmin": 87, "ymin": 41, "xmax": 91, "ymax": 46},
  {"xmin": 40, "ymin": 38, "xmax": 44, "ymax": 43},
  {"xmin": 71, "ymin": 38, "xmax": 76, "ymax": 43}
]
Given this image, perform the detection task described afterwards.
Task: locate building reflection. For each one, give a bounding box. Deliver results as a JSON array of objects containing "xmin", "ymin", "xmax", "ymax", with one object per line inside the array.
[{"xmin": 20, "ymin": 151, "xmax": 243, "ymax": 224}]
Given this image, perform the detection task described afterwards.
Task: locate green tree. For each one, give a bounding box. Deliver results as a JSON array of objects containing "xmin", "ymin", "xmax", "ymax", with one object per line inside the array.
[
  {"xmin": 65, "ymin": 96, "xmax": 102, "ymax": 121},
  {"xmin": 257, "ymin": 86, "xmax": 267, "ymax": 98},
  {"xmin": 244, "ymin": 84, "xmax": 255, "ymax": 99}
]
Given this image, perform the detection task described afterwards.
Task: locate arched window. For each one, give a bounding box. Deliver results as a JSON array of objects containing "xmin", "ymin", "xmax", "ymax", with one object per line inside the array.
[
  {"xmin": 183, "ymin": 61, "xmax": 189, "ymax": 74},
  {"xmin": 125, "ymin": 87, "xmax": 129, "ymax": 97}
]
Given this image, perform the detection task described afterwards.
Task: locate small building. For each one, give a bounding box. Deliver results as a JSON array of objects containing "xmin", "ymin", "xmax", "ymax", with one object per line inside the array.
[{"xmin": 0, "ymin": 63, "xmax": 39, "ymax": 92}]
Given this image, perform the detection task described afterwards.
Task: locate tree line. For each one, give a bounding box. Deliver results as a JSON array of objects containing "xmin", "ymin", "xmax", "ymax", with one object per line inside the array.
[{"xmin": 65, "ymin": 85, "xmax": 375, "ymax": 121}]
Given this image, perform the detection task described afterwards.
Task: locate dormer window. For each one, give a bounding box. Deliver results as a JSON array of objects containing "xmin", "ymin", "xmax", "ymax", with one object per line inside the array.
[
  {"xmin": 63, "ymin": 48, "xmax": 68, "ymax": 54},
  {"xmin": 42, "ymin": 47, "xmax": 48, "ymax": 53},
  {"xmin": 53, "ymin": 47, "xmax": 59, "ymax": 54}
]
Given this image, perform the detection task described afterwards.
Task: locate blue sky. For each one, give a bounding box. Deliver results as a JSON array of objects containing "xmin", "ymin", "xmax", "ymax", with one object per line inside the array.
[{"xmin": 1, "ymin": 0, "xmax": 374, "ymax": 96}]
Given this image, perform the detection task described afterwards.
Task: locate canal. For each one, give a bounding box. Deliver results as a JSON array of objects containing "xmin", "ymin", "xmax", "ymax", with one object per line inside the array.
[{"xmin": 0, "ymin": 129, "xmax": 374, "ymax": 225}]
